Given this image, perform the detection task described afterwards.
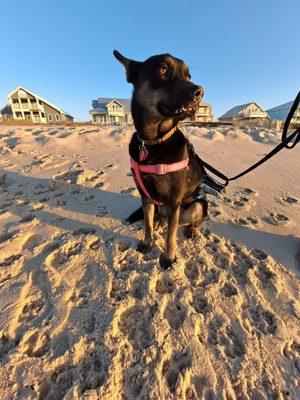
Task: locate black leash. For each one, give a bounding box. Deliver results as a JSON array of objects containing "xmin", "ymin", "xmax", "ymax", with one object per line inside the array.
[{"xmin": 187, "ymin": 91, "xmax": 300, "ymax": 188}]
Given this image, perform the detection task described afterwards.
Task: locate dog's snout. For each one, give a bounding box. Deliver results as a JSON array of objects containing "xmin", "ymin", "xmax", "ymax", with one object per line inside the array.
[
  {"xmin": 187, "ymin": 84, "xmax": 204, "ymax": 101},
  {"xmin": 194, "ymin": 87, "xmax": 204, "ymax": 97}
]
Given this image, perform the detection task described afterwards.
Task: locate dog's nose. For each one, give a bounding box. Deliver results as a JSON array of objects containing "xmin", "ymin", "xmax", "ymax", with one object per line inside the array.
[{"xmin": 194, "ymin": 86, "xmax": 204, "ymax": 98}]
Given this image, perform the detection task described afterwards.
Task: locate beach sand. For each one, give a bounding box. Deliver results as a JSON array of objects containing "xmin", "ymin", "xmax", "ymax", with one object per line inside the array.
[{"xmin": 0, "ymin": 124, "xmax": 299, "ymax": 399}]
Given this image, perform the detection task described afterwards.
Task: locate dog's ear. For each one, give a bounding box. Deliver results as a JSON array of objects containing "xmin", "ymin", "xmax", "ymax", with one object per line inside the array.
[{"xmin": 113, "ymin": 50, "xmax": 141, "ymax": 84}]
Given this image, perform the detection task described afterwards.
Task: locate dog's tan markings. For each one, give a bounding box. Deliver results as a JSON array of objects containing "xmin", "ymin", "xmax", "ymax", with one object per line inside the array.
[
  {"xmin": 143, "ymin": 202, "xmax": 155, "ymax": 246},
  {"xmin": 166, "ymin": 205, "xmax": 181, "ymax": 261}
]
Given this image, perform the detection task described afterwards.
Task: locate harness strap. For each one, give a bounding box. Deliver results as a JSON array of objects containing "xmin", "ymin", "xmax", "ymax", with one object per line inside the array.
[{"xmin": 130, "ymin": 158, "xmax": 189, "ymax": 205}]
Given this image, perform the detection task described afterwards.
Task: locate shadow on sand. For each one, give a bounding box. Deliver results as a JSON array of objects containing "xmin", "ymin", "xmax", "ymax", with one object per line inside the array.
[{"xmin": 1, "ymin": 168, "xmax": 299, "ymax": 272}]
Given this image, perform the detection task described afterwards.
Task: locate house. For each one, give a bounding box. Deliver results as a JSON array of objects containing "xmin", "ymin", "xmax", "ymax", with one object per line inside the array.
[
  {"xmin": 0, "ymin": 104, "xmax": 13, "ymax": 120},
  {"xmin": 7, "ymin": 87, "xmax": 73, "ymax": 123},
  {"xmin": 267, "ymin": 101, "xmax": 300, "ymax": 125},
  {"xmin": 219, "ymin": 102, "xmax": 268, "ymax": 121},
  {"xmin": 190, "ymin": 101, "xmax": 213, "ymax": 123},
  {"xmin": 90, "ymin": 98, "xmax": 133, "ymax": 125}
]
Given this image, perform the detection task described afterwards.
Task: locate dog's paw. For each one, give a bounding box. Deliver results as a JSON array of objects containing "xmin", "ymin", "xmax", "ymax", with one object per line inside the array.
[
  {"xmin": 136, "ymin": 240, "xmax": 153, "ymax": 254},
  {"xmin": 159, "ymin": 254, "xmax": 176, "ymax": 270}
]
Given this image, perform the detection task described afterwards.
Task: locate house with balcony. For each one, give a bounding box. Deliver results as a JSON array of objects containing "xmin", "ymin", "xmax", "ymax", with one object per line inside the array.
[
  {"xmin": 90, "ymin": 98, "xmax": 132, "ymax": 125},
  {"xmin": 219, "ymin": 102, "xmax": 268, "ymax": 121},
  {"xmin": 191, "ymin": 101, "xmax": 213, "ymax": 122},
  {"xmin": 7, "ymin": 87, "xmax": 73, "ymax": 123}
]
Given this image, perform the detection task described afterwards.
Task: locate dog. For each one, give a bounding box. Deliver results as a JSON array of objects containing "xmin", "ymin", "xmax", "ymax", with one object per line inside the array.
[{"xmin": 113, "ymin": 50, "xmax": 208, "ymax": 269}]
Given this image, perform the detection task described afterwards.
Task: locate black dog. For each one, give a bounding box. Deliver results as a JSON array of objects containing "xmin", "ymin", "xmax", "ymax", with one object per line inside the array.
[{"xmin": 113, "ymin": 50, "xmax": 208, "ymax": 269}]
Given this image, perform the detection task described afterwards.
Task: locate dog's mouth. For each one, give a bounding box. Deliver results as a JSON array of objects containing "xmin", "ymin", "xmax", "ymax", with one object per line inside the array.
[
  {"xmin": 158, "ymin": 96, "xmax": 202, "ymax": 120},
  {"xmin": 174, "ymin": 98, "xmax": 201, "ymax": 117}
]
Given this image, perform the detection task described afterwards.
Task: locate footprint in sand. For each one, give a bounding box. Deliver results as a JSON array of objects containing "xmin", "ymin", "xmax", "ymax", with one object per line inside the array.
[
  {"xmin": 219, "ymin": 327, "xmax": 246, "ymax": 358},
  {"xmin": 248, "ymin": 305, "xmax": 277, "ymax": 335},
  {"xmin": 162, "ymin": 352, "xmax": 192, "ymax": 394},
  {"xmin": 97, "ymin": 206, "xmax": 109, "ymax": 217},
  {"xmin": 109, "ymin": 276, "xmax": 128, "ymax": 303},
  {"xmin": 184, "ymin": 261, "xmax": 200, "ymax": 284},
  {"xmin": 45, "ymin": 239, "xmax": 82, "ymax": 268},
  {"xmin": 221, "ymin": 282, "xmax": 238, "ymax": 297},
  {"xmin": 239, "ymin": 187, "xmax": 258, "ymax": 196},
  {"xmin": 155, "ymin": 276, "xmax": 174, "ymax": 294},
  {"xmin": 264, "ymin": 212, "xmax": 290, "ymax": 226},
  {"xmin": 20, "ymin": 328, "xmax": 50, "ymax": 357},
  {"xmin": 210, "ymin": 209, "xmax": 223, "ymax": 218},
  {"xmin": 54, "ymin": 168, "xmax": 83, "ymax": 184},
  {"xmin": 232, "ymin": 196, "xmax": 254, "ymax": 210},
  {"xmin": 254, "ymin": 262, "xmax": 277, "ymax": 289},
  {"xmin": 119, "ymin": 305, "xmax": 155, "ymax": 350},
  {"xmin": 105, "ymin": 162, "xmax": 119, "ymax": 170},
  {"xmin": 164, "ymin": 301, "xmax": 186, "ymax": 330},
  {"xmin": 191, "ymin": 293, "xmax": 210, "ymax": 314},
  {"xmin": 232, "ymin": 217, "xmax": 249, "ymax": 226},
  {"xmin": 277, "ymin": 196, "xmax": 298, "ymax": 206},
  {"xmin": 232, "ymin": 216, "xmax": 260, "ymax": 227},
  {"xmin": 121, "ymin": 186, "xmax": 139, "ymax": 196},
  {"xmin": 131, "ymin": 275, "xmax": 148, "ymax": 300}
]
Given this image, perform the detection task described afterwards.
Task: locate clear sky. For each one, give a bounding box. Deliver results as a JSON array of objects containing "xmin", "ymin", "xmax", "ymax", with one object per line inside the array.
[{"xmin": 0, "ymin": 0, "xmax": 299, "ymax": 121}]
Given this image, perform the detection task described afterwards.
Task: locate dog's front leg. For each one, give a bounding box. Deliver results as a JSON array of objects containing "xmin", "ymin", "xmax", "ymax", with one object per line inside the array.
[
  {"xmin": 160, "ymin": 204, "xmax": 180, "ymax": 269},
  {"xmin": 137, "ymin": 200, "xmax": 155, "ymax": 253}
]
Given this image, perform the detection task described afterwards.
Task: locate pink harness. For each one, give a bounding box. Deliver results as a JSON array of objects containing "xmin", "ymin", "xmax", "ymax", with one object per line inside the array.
[{"xmin": 130, "ymin": 157, "xmax": 189, "ymax": 205}]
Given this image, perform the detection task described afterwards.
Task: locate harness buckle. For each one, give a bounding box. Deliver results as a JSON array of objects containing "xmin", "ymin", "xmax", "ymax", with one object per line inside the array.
[{"xmin": 155, "ymin": 164, "xmax": 167, "ymax": 175}]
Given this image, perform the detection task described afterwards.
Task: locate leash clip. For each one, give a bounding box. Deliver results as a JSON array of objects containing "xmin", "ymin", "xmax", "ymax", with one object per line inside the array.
[{"xmin": 196, "ymin": 174, "xmax": 226, "ymax": 200}]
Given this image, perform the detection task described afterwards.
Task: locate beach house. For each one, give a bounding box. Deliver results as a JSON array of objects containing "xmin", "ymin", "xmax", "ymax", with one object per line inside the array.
[
  {"xmin": 89, "ymin": 98, "xmax": 133, "ymax": 125},
  {"xmin": 7, "ymin": 87, "xmax": 73, "ymax": 123},
  {"xmin": 219, "ymin": 102, "xmax": 268, "ymax": 121},
  {"xmin": 267, "ymin": 101, "xmax": 300, "ymax": 126}
]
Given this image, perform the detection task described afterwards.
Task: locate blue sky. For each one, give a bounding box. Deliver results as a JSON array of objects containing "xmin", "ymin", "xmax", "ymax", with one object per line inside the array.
[{"xmin": 0, "ymin": 0, "xmax": 299, "ymax": 121}]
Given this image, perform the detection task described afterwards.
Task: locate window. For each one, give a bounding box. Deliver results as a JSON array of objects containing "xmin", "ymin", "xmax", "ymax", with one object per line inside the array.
[
  {"xmin": 39, "ymin": 100, "xmax": 42, "ymax": 105},
  {"xmin": 12, "ymin": 99, "xmax": 18, "ymax": 104},
  {"xmin": 16, "ymin": 112, "xmax": 22, "ymax": 117},
  {"xmin": 55, "ymin": 114, "xmax": 60, "ymax": 121},
  {"xmin": 21, "ymin": 98, "xmax": 28, "ymax": 103},
  {"xmin": 48, "ymin": 114, "xmax": 52, "ymax": 121},
  {"xmin": 41, "ymin": 112, "xmax": 45, "ymax": 118}
]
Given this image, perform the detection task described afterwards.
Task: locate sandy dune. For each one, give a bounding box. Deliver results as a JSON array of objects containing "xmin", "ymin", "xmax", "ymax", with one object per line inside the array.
[{"xmin": 0, "ymin": 124, "xmax": 299, "ymax": 399}]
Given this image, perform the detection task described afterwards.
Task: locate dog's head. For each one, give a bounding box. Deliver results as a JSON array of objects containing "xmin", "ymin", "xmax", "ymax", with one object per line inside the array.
[{"xmin": 113, "ymin": 50, "xmax": 204, "ymax": 122}]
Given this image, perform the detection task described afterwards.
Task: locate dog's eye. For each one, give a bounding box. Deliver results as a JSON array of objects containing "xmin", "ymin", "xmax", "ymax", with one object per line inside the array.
[{"xmin": 158, "ymin": 66, "xmax": 168, "ymax": 75}]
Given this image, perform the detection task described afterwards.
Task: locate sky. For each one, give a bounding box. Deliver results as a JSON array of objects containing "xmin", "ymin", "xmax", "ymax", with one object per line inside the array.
[{"xmin": 0, "ymin": 0, "xmax": 299, "ymax": 121}]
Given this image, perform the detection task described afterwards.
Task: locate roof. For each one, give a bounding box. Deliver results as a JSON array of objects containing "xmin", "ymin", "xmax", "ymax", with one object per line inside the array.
[
  {"xmin": 267, "ymin": 101, "xmax": 299, "ymax": 121},
  {"xmin": 92, "ymin": 98, "xmax": 131, "ymax": 112},
  {"xmin": 219, "ymin": 102, "xmax": 265, "ymax": 119},
  {"xmin": 7, "ymin": 87, "xmax": 73, "ymax": 118}
]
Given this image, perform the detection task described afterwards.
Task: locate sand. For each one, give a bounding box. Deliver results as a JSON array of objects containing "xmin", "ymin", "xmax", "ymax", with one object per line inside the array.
[{"xmin": 0, "ymin": 124, "xmax": 299, "ymax": 399}]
